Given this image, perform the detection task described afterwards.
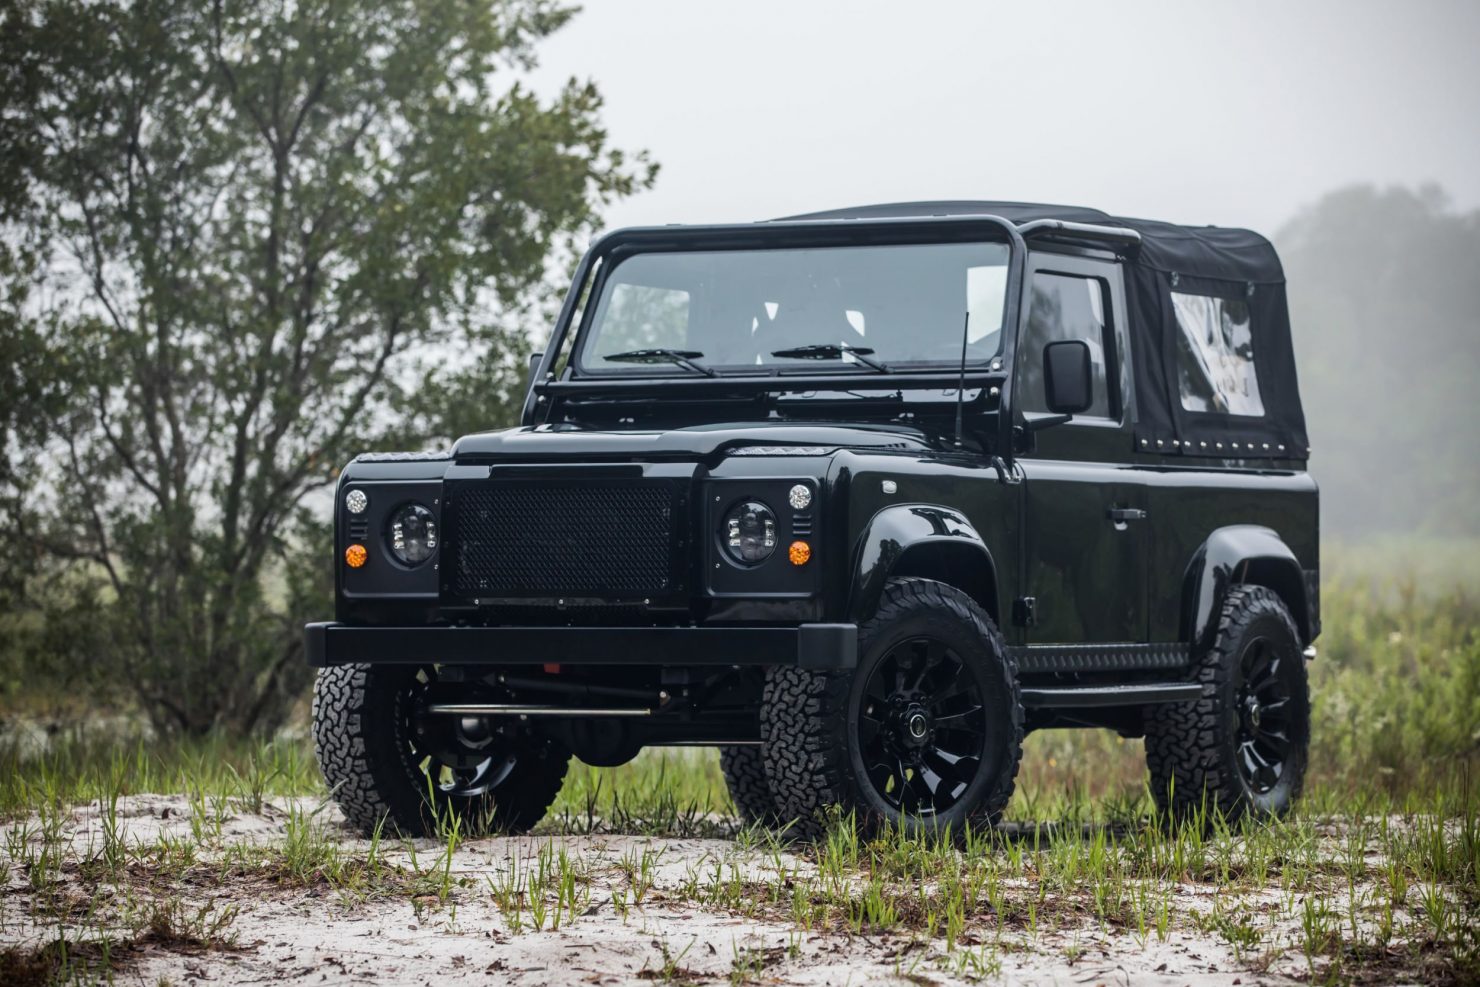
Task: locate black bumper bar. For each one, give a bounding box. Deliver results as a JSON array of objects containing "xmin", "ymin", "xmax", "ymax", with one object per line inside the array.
[{"xmin": 305, "ymin": 622, "xmax": 858, "ymax": 670}]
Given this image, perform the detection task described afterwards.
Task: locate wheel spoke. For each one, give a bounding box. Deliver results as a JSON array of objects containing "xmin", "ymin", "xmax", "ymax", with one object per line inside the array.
[
  {"xmin": 911, "ymin": 763, "xmax": 947, "ymax": 810},
  {"xmin": 917, "ymin": 762, "xmax": 943, "ymax": 796},
  {"xmin": 1238, "ymin": 740, "xmax": 1262, "ymax": 782},
  {"xmin": 932, "ymin": 746, "xmax": 980, "ymax": 783},
  {"xmin": 898, "ymin": 765, "xmax": 923, "ymax": 811},
  {"xmin": 1258, "ymin": 651, "xmax": 1281, "ymax": 681},
  {"xmin": 931, "ymin": 675, "xmax": 970, "ymax": 708},
  {"xmin": 1239, "ymin": 739, "xmax": 1282, "ymax": 792},
  {"xmin": 1244, "ymin": 640, "xmax": 1272, "ymax": 682},
  {"xmin": 905, "ymin": 641, "xmax": 944, "ymax": 692},
  {"xmin": 924, "ymin": 639, "xmax": 949, "ymax": 671},
  {"xmin": 1253, "ymin": 731, "xmax": 1290, "ymax": 765},
  {"xmin": 1256, "ymin": 725, "xmax": 1290, "ymax": 746},
  {"xmin": 924, "ymin": 747, "xmax": 968, "ymax": 785},
  {"xmin": 932, "ymin": 704, "xmax": 985, "ymax": 729},
  {"xmin": 894, "ymin": 756, "xmax": 913, "ymax": 806},
  {"xmin": 1253, "ymin": 667, "xmax": 1286, "ymax": 697},
  {"xmin": 865, "ymin": 759, "xmax": 896, "ymax": 804},
  {"xmin": 1259, "ymin": 697, "xmax": 1292, "ymax": 719}
]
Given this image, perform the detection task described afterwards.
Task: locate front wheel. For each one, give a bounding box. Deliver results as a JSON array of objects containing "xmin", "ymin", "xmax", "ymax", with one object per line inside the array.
[
  {"xmin": 313, "ymin": 664, "xmax": 571, "ymax": 837},
  {"xmin": 1144, "ymin": 584, "xmax": 1311, "ymax": 822},
  {"xmin": 761, "ymin": 578, "xmax": 1023, "ymax": 841}
]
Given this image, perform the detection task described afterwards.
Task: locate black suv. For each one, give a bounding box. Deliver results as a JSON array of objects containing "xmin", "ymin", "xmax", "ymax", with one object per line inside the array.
[{"xmin": 308, "ymin": 201, "xmax": 1318, "ymax": 839}]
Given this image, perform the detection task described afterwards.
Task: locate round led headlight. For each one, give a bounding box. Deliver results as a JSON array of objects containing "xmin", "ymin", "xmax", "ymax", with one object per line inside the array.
[
  {"xmin": 722, "ymin": 500, "xmax": 777, "ymax": 565},
  {"xmin": 386, "ymin": 503, "xmax": 438, "ymax": 566}
]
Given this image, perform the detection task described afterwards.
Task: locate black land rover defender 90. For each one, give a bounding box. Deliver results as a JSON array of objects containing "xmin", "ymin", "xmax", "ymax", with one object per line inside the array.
[{"xmin": 309, "ymin": 201, "xmax": 1318, "ymax": 839}]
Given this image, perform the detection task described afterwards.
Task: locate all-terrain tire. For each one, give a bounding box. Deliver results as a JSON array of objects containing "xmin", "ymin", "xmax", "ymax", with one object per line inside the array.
[
  {"xmin": 1144, "ymin": 584, "xmax": 1310, "ymax": 822},
  {"xmin": 719, "ymin": 746, "xmax": 780, "ymax": 826},
  {"xmin": 313, "ymin": 664, "xmax": 570, "ymax": 837},
  {"xmin": 761, "ymin": 577, "xmax": 1023, "ymax": 841}
]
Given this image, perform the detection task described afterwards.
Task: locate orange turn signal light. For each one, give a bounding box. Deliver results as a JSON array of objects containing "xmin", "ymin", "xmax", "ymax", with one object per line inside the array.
[
  {"xmin": 788, "ymin": 540, "xmax": 811, "ymax": 566},
  {"xmin": 344, "ymin": 543, "xmax": 368, "ymax": 568}
]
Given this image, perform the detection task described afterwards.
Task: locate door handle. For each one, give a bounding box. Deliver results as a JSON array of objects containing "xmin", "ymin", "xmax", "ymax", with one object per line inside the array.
[{"xmin": 1107, "ymin": 507, "xmax": 1147, "ymax": 522}]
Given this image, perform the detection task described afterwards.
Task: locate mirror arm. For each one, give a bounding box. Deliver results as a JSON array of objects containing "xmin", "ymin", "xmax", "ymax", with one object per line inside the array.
[{"xmin": 1022, "ymin": 413, "xmax": 1073, "ymax": 433}]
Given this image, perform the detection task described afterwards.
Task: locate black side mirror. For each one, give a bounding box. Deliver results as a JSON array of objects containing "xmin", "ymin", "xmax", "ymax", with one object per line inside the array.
[
  {"xmin": 526, "ymin": 350, "xmax": 545, "ymax": 393},
  {"xmin": 1043, "ymin": 339, "xmax": 1093, "ymax": 415}
]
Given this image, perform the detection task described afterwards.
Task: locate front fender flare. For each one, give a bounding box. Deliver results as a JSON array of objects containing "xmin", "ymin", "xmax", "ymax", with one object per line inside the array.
[
  {"xmin": 847, "ymin": 504, "xmax": 999, "ymax": 624},
  {"xmin": 1184, "ymin": 525, "xmax": 1311, "ymax": 650}
]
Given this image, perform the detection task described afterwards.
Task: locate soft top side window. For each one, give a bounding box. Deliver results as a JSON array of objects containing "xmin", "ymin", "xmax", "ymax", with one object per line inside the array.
[{"xmin": 1171, "ymin": 292, "xmax": 1264, "ymax": 417}]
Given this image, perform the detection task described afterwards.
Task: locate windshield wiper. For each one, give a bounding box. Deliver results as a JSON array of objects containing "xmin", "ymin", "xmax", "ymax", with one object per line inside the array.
[
  {"xmin": 602, "ymin": 348, "xmax": 716, "ymax": 377},
  {"xmin": 769, "ymin": 343, "xmax": 891, "ymax": 373}
]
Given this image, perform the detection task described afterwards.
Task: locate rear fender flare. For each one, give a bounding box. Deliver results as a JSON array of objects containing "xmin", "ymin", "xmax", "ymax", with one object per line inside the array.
[
  {"xmin": 847, "ymin": 504, "xmax": 999, "ymax": 625},
  {"xmin": 1183, "ymin": 525, "xmax": 1310, "ymax": 650}
]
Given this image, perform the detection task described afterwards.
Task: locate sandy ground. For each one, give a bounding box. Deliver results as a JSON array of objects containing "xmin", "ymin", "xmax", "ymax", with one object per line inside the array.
[{"xmin": 0, "ymin": 795, "xmax": 1407, "ymax": 986}]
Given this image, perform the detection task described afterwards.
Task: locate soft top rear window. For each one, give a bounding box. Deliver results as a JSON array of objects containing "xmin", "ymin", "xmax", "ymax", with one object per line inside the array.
[{"xmin": 1172, "ymin": 292, "xmax": 1265, "ymax": 417}]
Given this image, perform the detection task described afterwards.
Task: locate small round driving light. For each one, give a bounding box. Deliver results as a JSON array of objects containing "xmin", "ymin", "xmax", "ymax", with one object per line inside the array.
[
  {"xmin": 722, "ymin": 500, "xmax": 777, "ymax": 565},
  {"xmin": 788, "ymin": 484, "xmax": 812, "ymax": 510},
  {"xmin": 344, "ymin": 489, "xmax": 368, "ymax": 514},
  {"xmin": 344, "ymin": 544, "xmax": 368, "ymax": 568},
  {"xmin": 387, "ymin": 503, "xmax": 438, "ymax": 566},
  {"xmin": 788, "ymin": 541, "xmax": 811, "ymax": 566}
]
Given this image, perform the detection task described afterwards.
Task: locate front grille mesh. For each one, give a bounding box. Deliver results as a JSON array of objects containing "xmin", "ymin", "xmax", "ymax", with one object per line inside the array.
[{"xmin": 447, "ymin": 480, "xmax": 678, "ymax": 598}]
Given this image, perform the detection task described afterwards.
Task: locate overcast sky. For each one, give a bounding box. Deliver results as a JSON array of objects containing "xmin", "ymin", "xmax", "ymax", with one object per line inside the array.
[{"xmin": 528, "ymin": 0, "xmax": 1480, "ymax": 237}]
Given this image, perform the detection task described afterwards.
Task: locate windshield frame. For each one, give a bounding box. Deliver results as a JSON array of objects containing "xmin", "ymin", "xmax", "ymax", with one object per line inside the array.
[
  {"xmin": 570, "ymin": 235, "xmax": 1015, "ymax": 379},
  {"xmin": 523, "ymin": 217, "xmax": 1027, "ymax": 444}
]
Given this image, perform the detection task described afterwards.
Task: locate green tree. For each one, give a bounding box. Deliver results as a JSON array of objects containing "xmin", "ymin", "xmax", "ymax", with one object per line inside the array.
[
  {"xmin": 1277, "ymin": 185, "xmax": 1480, "ymax": 538},
  {"xmin": 0, "ymin": 0, "xmax": 654, "ymax": 733}
]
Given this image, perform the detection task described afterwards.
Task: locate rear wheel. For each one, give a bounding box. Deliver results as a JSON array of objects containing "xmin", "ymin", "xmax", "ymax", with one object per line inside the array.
[
  {"xmin": 313, "ymin": 664, "xmax": 570, "ymax": 837},
  {"xmin": 1144, "ymin": 585, "xmax": 1310, "ymax": 822},
  {"xmin": 761, "ymin": 578, "xmax": 1023, "ymax": 840}
]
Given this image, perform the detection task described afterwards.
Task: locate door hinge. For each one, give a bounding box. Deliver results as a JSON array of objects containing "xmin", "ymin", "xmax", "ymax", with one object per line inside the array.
[{"xmin": 1012, "ymin": 596, "xmax": 1037, "ymax": 628}]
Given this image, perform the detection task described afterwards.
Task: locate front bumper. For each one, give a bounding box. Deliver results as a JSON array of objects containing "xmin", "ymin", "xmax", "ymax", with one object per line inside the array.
[{"xmin": 305, "ymin": 622, "xmax": 858, "ymax": 670}]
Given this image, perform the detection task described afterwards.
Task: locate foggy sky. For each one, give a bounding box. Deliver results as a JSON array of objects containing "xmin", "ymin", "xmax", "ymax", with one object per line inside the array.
[{"xmin": 528, "ymin": 0, "xmax": 1480, "ymax": 236}]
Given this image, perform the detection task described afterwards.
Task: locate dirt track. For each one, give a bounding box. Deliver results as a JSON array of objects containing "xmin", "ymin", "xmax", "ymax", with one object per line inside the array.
[{"xmin": 0, "ymin": 794, "xmax": 1447, "ymax": 986}]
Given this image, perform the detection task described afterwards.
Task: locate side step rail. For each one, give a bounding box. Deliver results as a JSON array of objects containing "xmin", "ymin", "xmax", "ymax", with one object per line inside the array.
[
  {"xmin": 426, "ymin": 703, "xmax": 652, "ymax": 717},
  {"xmin": 1020, "ymin": 683, "xmax": 1203, "ymax": 709}
]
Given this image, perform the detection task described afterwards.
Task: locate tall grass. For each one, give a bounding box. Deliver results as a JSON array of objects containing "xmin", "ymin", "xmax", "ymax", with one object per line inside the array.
[{"xmin": 0, "ymin": 734, "xmax": 318, "ymax": 821}]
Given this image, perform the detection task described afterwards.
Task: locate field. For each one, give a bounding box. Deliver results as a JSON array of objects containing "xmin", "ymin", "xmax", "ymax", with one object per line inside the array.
[{"xmin": 1, "ymin": 544, "xmax": 1477, "ymax": 986}]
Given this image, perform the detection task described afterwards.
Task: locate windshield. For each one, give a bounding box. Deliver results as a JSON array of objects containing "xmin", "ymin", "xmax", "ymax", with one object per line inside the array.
[{"xmin": 576, "ymin": 241, "xmax": 1009, "ymax": 375}]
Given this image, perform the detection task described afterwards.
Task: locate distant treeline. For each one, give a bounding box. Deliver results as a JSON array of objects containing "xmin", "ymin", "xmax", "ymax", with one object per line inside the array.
[{"xmin": 1277, "ymin": 185, "xmax": 1480, "ymax": 538}]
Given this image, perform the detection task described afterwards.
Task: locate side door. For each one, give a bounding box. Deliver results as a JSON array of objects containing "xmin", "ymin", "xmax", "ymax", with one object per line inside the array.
[{"xmin": 1013, "ymin": 253, "xmax": 1147, "ymax": 645}]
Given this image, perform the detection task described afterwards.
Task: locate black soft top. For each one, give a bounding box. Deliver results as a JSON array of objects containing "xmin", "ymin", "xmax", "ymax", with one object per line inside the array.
[
  {"xmin": 780, "ymin": 201, "xmax": 1307, "ymax": 460},
  {"xmin": 781, "ymin": 201, "xmax": 1284, "ymax": 283}
]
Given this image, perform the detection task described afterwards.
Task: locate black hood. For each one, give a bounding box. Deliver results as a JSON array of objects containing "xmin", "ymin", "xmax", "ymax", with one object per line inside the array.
[{"xmin": 451, "ymin": 421, "xmax": 933, "ymax": 461}]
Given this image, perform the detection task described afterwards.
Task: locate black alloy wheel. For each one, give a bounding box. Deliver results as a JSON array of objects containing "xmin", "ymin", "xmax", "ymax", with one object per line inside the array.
[
  {"xmin": 314, "ymin": 663, "xmax": 570, "ymax": 837},
  {"xmin": 1232, "ymin": 635, "xmax": 1298, "ymax": 794},
  {"xmin": 857, "ymin": 636, "xmax": 988, "ymax": 816},
  {"xmin": 398, "ymin": 667, "xmax": 520, "ymax": 803},
  {"xmin": 1143, "ymin": 584, "xmax": 1310, "ymax": 822},
  {"xmin": 762, "ymin": 577, "xmax": 1023, "ymax": 840}
]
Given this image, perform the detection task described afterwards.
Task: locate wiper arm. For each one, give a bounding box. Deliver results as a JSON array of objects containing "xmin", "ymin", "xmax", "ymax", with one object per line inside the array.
[
  {"xmin": 602, "ymin": 348, "xmax": 716, "ymax": 377},
  {"xmin": 769, "ymin": 343, "xmax": 891, "ymax": 373}
]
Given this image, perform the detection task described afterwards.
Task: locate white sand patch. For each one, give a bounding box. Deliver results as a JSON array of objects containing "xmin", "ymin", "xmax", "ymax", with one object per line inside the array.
[{"xmin": 3, "ymin": 794, "xmax": 1448, "ymax": 985}]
